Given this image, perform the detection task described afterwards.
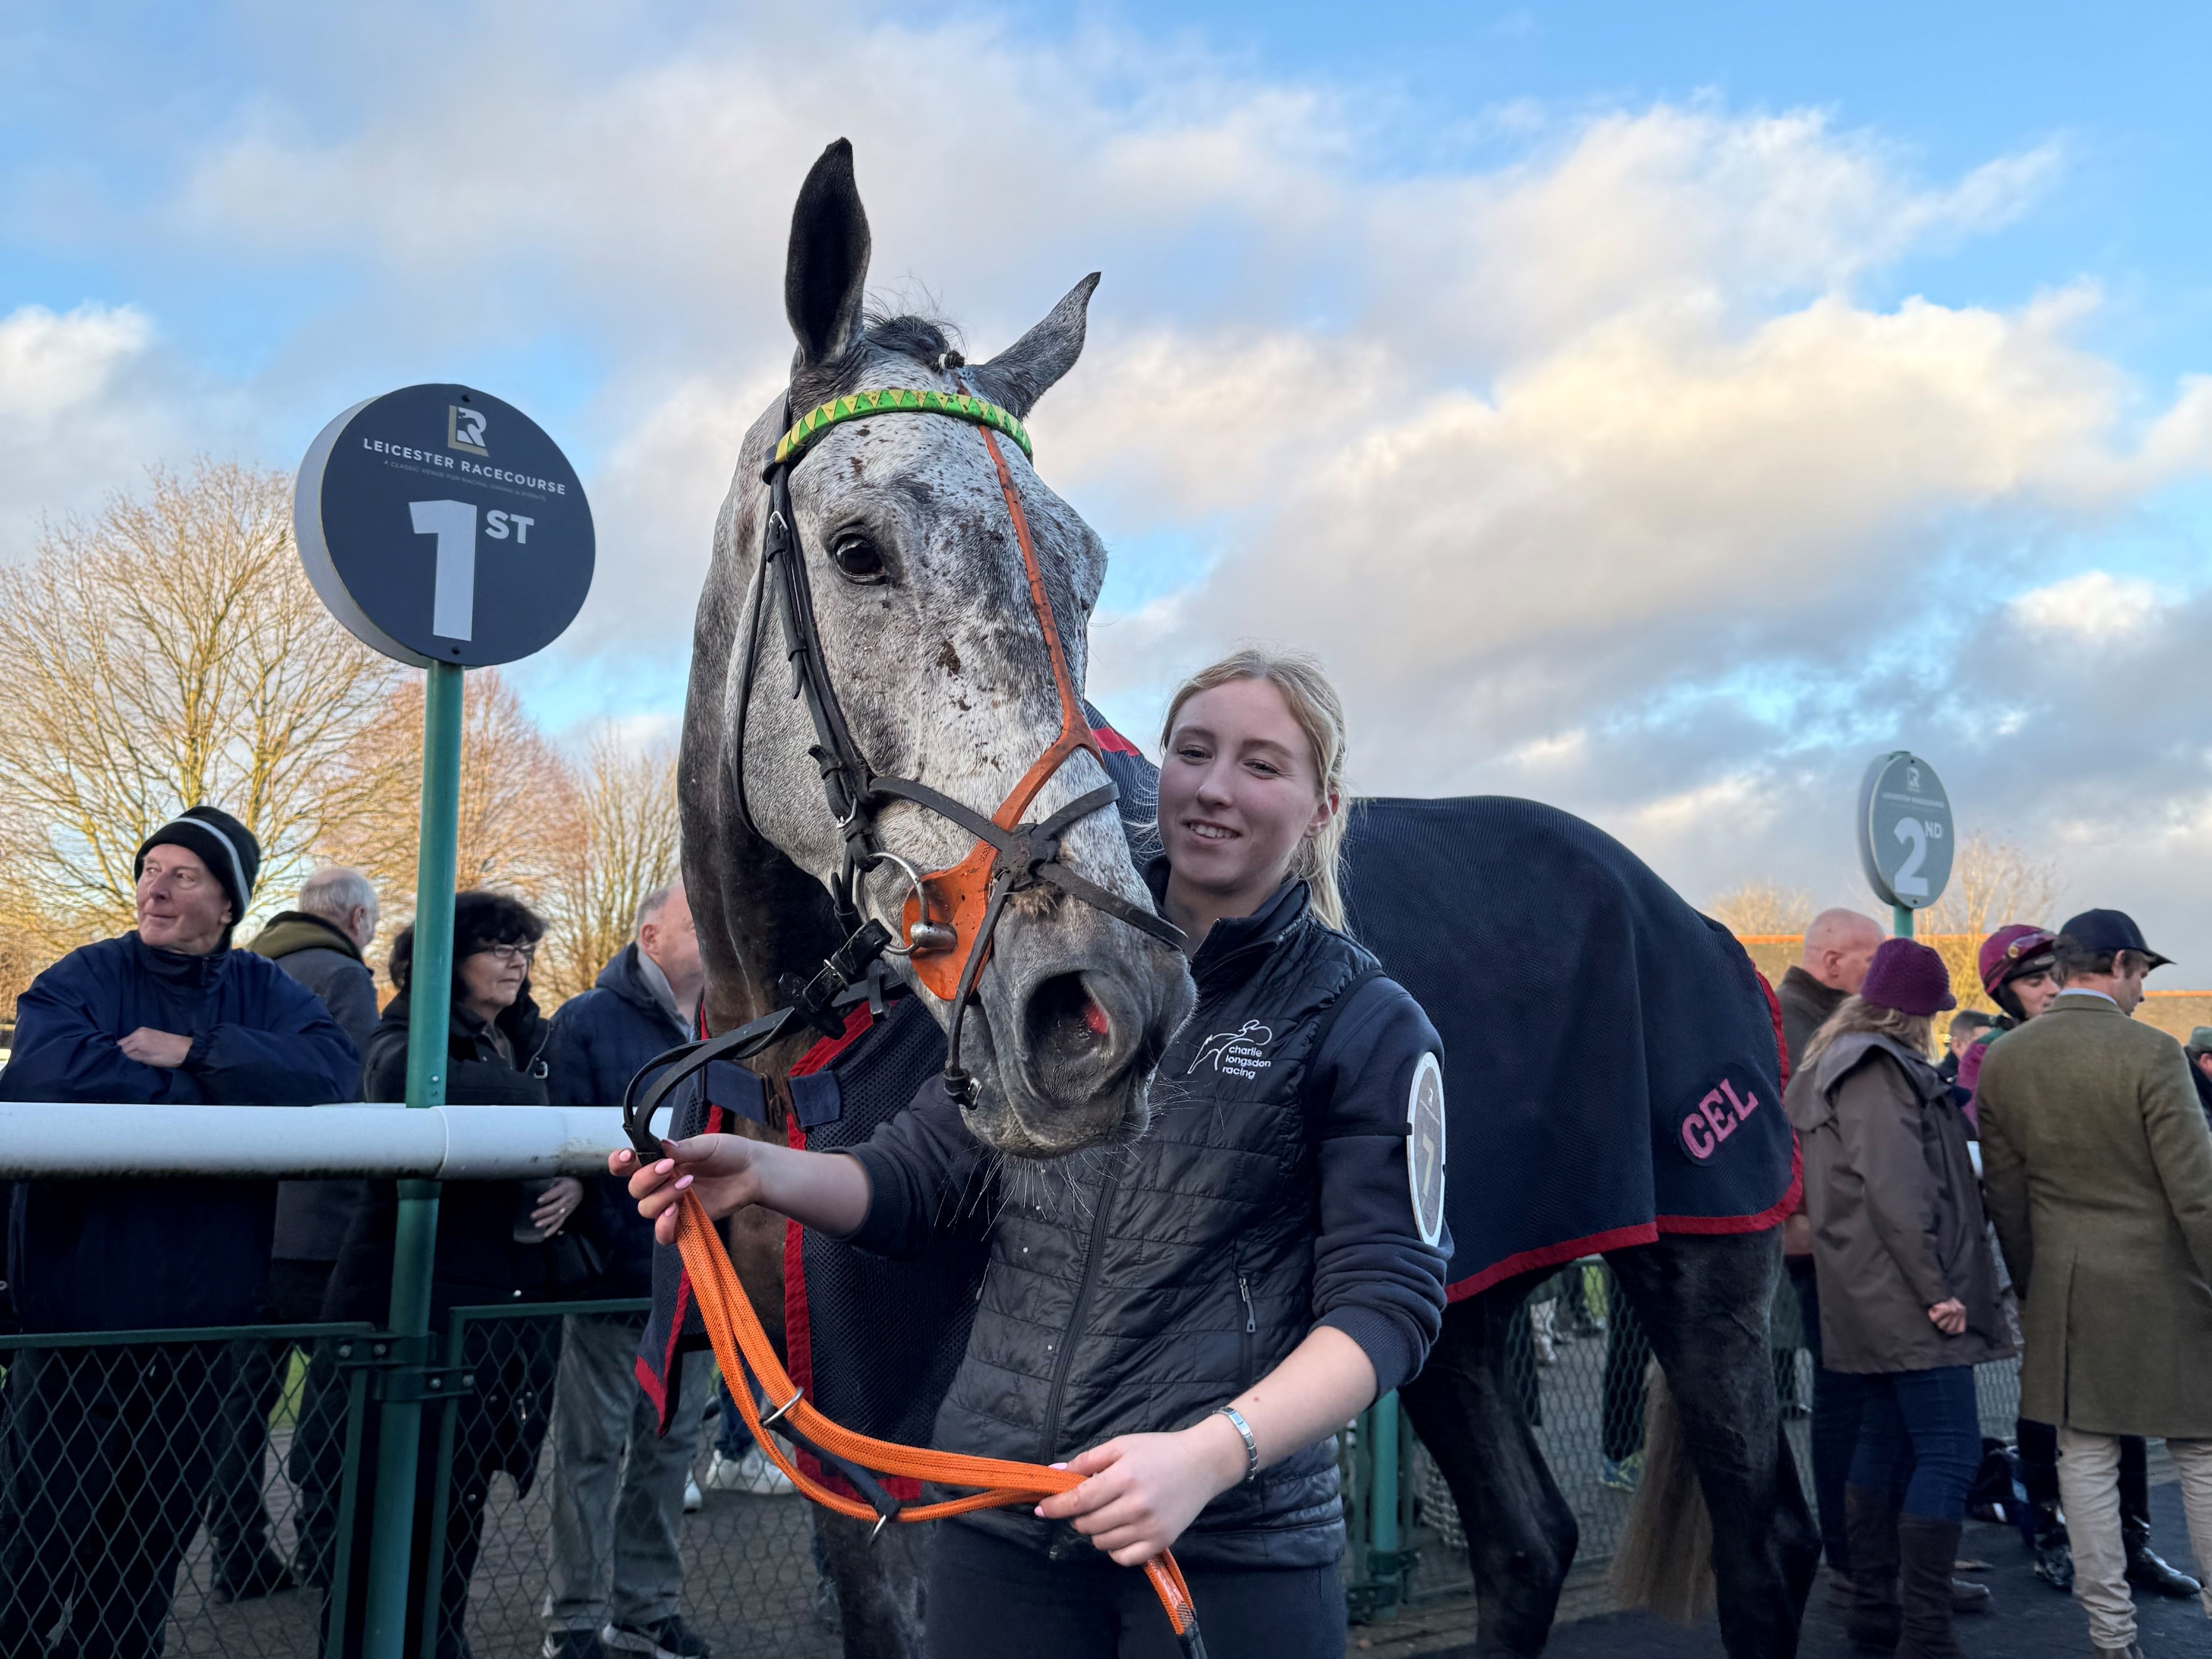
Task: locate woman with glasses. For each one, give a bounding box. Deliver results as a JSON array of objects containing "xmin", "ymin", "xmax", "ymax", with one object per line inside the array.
[{"xmin": 305, "ymin": 891, "xmax": 570, "ymax": 1657}]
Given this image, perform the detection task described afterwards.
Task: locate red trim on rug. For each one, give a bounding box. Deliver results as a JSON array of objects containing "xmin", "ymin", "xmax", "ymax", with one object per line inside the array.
[
  {"xmin": 1443, "ymin": 1146, "xmax": 1800, "ymax": 1301},
  {"xmin": 1757, "ymin": 969, "xmax": 1791, "ymax": 1091},
  {"xmin": 653, "ymin": 1274, "xmax": 691, "ymax": 1411},
  {"xmin": 792, "ymin": 1005, "xmax": 876, "ymax": 1077},
  {"xmin": 1088, "ymin": 722, "xmax": 1143, "ymax": 757},
  {"xmin": 778, "ymin": 1009, "xmax": 923, "ymax": 1503},
  {"xmin": 634, "ymin": 1353, "xmax": 667, "ymax": 1414},
  {"xmin": 1657, "ymin": 1140, "xmax": 1803, "ymax": 1236},
  {"xmin": 1445, "ymin": 1222, "xmax": 1661, "ymax": 1301}
]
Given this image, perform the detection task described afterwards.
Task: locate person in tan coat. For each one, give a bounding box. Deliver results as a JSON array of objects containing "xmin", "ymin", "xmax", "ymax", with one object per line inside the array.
[
  {"xmin": 1977, "ymin": 909, "xmax": 2212, "ymax": 1658},
  {"xmin": 1787, "ymin": 938, "xmax": 2012, "ymax": 1659}
]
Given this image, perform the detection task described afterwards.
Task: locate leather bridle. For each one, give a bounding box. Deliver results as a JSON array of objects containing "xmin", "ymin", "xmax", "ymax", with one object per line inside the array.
[{"xmin": 726, "ymin": 380, "xmax": 1185, "ymax": 1103}]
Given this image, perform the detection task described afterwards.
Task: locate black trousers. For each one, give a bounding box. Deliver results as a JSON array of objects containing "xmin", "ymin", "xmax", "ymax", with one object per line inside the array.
[
  {"xmin": 203, "ymin": 1259, "xmax": 337, "ymax": 1573},
  {"xmin": 2016, "ymin": 1417, "xmax": 2150, "ymax": 1521},
  {"xmin": 926, "ymin": 1522, "xmax": 1347, "ymax": 1659},
  {"xmin": 0, "ymin": 1343, "xmax": 225, "ymax": 1659}
]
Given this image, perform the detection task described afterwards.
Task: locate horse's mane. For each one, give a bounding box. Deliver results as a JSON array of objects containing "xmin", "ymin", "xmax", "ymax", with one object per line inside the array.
[{"xmin": 789, "ymin": 311, "xmax": 965, "ymax": 410}]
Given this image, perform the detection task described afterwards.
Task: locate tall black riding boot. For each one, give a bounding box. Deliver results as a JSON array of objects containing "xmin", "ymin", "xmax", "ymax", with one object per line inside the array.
[
  {"xmin": 2122, "ymin": 1512, "xmax": 2203, "ymax": 1598},
  {"xmin": 1843, "ymin": 1485, "xmax": 1902, "ymax": 1652},
  {"xmin": 1895, "ymin": 1516, "xmax": 1968, "ymax": 1659},
  {"xmin": 2030, "ymin": 1498, "xmax": 2073, "ymax": 1591},
  {"xmin": 2117, "ymin": 1436, "xmax": 2202, "ymax": 1598}
]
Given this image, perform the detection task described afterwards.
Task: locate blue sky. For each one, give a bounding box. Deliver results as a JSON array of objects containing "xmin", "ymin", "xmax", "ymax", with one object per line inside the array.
[{"xmin": 5, "ymin": 2, "xmax": 2210, "ymax": 965}]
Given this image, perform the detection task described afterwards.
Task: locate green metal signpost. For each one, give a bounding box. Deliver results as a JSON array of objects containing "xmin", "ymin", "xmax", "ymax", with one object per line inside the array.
[
  {"xmin": 296, "ymin": 384, "xmax": 592, "ymax": 1656},
  {"xmin": 362, "ymin": 660, "xmax": 463, "ymax": 1654}
]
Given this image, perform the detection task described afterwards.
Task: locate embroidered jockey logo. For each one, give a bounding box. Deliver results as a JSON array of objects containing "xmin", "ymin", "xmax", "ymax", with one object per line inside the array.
[
  {"xmin": 1190, "ymin": 1020, "xmax": 1274, "ymax": 1080},
  {"xmin": 1677, "ymin": 1068, "xmax": 1764, "ymax": 1164}
]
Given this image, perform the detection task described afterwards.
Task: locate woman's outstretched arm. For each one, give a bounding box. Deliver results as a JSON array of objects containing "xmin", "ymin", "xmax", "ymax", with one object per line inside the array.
[{"xmin": 611, "ymin": 1136, "xmax": 872, "ymax": 1242}]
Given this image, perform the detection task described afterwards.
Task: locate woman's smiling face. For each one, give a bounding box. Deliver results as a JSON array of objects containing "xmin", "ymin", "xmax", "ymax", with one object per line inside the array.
[{"xmin": 1158, "ymin": 676, "xmax": 1334, "ymax": 906}]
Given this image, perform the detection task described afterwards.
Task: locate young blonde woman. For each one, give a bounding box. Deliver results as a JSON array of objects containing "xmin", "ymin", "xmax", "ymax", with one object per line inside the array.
[{"xmin": 615, "ymin": 649, "xmax": 1448, "ymax": 1658}]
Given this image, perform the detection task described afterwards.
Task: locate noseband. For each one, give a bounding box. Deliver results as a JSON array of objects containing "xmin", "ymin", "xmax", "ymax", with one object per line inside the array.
[{"xmin": 728, "ymin": 381, "xmax": 1184, "ymax": 1102}]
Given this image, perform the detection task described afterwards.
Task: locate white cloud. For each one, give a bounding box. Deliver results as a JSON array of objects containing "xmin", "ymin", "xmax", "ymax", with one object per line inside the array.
[
  {"xmin": 10, "ymin": 6, "xmax": 2212, "ymax": 963},
  {"xmin": 2008, "ymin": 571, "xmax": 2162, "ymax": 640},
  {"xmin": 0, "ymin": 303, "xmax": 204, "ymax": 554},
  {"xmin": 0, "ymin": 303, "xmax": 151, "ymax": 420}
]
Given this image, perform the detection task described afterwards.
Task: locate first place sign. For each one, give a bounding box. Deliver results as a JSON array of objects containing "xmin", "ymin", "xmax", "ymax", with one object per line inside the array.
[{"xmin": 294, "ymin": 384, "xmax": 594, "ymax": 667}]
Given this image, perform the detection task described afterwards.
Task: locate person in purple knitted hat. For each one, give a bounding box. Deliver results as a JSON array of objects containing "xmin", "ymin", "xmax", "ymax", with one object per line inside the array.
[
  {"xmin": 1861, "ymin": 937, "xmax": 1958, "ymax": 1017},
  {"xmin": 1786, "ymin": 936, "xmax": 2011, "ymax": 1658}
]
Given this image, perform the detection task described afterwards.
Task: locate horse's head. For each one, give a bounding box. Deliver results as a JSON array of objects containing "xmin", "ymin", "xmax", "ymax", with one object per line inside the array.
[{"xmin": 684, "ymin": 139, "xmax": 1194, "ymax": 1158}]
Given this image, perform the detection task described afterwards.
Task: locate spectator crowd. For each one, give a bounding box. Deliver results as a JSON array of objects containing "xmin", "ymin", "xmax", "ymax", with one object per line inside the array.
[
  {"xmin": 0, "ymin": 805, "xmax": 773, "ymax": 1659},
  {"xmin": 3, "ymin": 799, "xmax": 2210, "ymax": 1659},
  {"xmin": 1782, "ymin": 905, "xmax": 2212, "ymax": 1659}
]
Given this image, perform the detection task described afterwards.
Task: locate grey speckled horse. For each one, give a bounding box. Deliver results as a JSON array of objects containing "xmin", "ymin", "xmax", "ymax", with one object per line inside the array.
[
  {"xmin": 677, "ymin": 138, "xmax": 1193, "ymax": 1652},
  {"xmin": 678, "ymin": 140, "xmax": 1815, "ymax": 1658}
]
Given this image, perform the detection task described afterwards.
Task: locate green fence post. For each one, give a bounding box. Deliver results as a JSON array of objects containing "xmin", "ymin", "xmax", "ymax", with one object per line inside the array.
[
  {"xmin": 1370, "ymin": 1389, "xmax": 1402, "ymax": 1615},
  {"xmin": 1893, "ymin": 905, "xmax": 1914, "ymax": 939},
  {"xmin": 362, "ymin": 659, "xmax": 464, "ymax": 1658}
]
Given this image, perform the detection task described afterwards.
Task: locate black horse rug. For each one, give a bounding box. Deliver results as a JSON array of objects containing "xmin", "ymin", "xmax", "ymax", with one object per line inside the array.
[{"xmin": 638, "ymin": 719, "xmax": 1796, "ymax": 1471}]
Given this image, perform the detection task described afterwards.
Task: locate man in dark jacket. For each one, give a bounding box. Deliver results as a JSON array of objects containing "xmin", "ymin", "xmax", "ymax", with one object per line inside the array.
[
  {"xmin": 1778, "ymin": 909, "xmax": 1884, "ymax": 1064},
  {"xmin": 203, "ymin": 866, "xmax": 384, "ymax": 1600},
  {"xmin": 1774, "ymin": 907, "xmax": 1883, "ymax": 1593},
  {"xmin": 2188, "ymin": 1026, "xmax": 2212, "ymax": 1121},
  {"xmin": 0, "ymin": 805, "xmax": 359, "ymax": 1658},
  {"xmin": 541, "ymin": 883, "xmax": 716, "ymax": 1659}
]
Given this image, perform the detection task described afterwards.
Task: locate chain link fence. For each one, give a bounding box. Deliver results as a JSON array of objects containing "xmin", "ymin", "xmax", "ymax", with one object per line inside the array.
[{"xmin": 1, "ymin": 1264, "xmax": 2028, "ymax": 1653}]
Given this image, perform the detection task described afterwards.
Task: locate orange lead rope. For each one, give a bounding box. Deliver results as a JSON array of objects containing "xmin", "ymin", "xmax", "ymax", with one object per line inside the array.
[{"xmin": 669, "ymin": 1189, "xmax": 1207, "ymax": 1653}]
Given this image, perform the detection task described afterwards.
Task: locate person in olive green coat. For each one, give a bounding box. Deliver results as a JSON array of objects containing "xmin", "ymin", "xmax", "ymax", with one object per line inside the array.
[{"xmin": 1976, "ymin": 910, "xmax": 2212, "ymax": 1657}]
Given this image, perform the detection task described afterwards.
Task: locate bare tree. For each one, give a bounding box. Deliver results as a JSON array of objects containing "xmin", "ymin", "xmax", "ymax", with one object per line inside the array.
[
  {"xmin": 1919, "ymin": 832, "xmax": 2063, "ymax": 940},
  {"xmin": 319, "ymin": 669, "xmax": 578, "ymax": 964},
  {"xmin": 0, "ymin": 462, "xmax": 399, "ymax": 944},
  {"xmin": 535, "ymin": 732, "xmax": 682, "ymax": 1004},
  {"xmin": 1707, "ymin": 878, "xmax": 1819, "ymax": 937}
]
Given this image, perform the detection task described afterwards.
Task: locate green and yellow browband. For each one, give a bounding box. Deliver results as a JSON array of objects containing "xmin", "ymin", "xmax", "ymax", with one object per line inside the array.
[{"xmin": 773, "ymin": 387, "xmax": 1033, "ymax": 467}]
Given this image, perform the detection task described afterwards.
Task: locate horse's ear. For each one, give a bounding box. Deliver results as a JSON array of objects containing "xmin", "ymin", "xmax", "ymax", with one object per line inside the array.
[
  {"xmin": 785, "ymin": 139, "xmax": 872, "ymax": 369},
  {"xmin": 969, "ymin": 273, "xmax": 1100, "ymax": 418}
]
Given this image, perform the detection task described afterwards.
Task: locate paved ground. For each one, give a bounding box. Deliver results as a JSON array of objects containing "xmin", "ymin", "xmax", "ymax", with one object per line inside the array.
[{"xmin": 1477, "ymin": 1482, "xmax": 2210, "ymax": 1659}]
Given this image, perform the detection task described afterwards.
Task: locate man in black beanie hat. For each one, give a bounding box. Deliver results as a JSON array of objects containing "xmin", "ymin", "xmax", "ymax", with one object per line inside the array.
[
  {"xmin": 135, "ymin": 802, "xmax": 262, "ymax": 949},
  {"xmin": 0, "ymin": 803, "xmax": 360, "ymax": 1655}
]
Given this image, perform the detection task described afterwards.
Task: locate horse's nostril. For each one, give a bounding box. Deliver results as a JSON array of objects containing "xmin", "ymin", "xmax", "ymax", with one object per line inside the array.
[{"xmin": 1025, "ymin": 972, "xmax": 1111, "ymax": 1070}]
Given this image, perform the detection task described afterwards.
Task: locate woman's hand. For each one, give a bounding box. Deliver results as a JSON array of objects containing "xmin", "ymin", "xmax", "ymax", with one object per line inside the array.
[
  {"xmin": 1927, "ymin": 1298, "xmax": 1967, "ymax": 1336},
  {"xmin": 610, "ymin": 1137, "xmax": 767, "ymax": 1245},
  {"xmin": 1033, "ymin": 1417, "xmax": 1248, "ymax": 1566},
  {"xmin": 530, "ymin": 1176, "xmax": 584, "ymax": 1236}
]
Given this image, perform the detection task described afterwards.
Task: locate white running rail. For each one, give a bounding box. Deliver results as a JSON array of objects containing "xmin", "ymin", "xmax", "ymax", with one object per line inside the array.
[{"xmin": 0, "ymin": 1103, "xmax": 634, "ymax": 1179}]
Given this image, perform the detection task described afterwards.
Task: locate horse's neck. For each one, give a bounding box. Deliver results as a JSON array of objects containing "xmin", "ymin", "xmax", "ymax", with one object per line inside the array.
[{"xmin": 696, "ymin": 831, "xmax": 847, "ymax": 1073}]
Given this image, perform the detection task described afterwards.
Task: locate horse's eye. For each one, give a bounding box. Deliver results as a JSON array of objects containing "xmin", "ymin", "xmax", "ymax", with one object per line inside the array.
[{"xmin": 830, "ymin": 535, "xmax": 886, "ymax": 583}]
